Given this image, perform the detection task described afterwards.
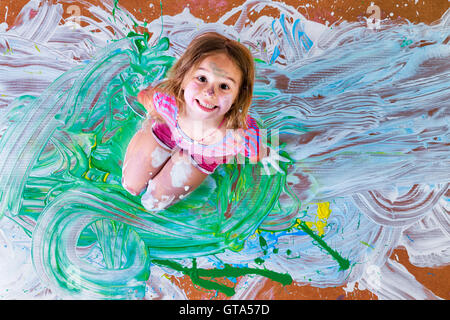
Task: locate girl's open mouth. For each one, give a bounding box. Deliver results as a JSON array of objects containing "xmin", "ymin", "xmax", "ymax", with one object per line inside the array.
[{"xmin": 195, "ymin": 99, "xmax": 218, "ymax": 112}]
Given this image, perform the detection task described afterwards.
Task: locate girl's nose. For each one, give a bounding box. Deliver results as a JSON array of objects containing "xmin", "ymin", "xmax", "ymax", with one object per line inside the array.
[{"xmin": 205, "ymin": 85, "xmax": 215, "ymax": 96}]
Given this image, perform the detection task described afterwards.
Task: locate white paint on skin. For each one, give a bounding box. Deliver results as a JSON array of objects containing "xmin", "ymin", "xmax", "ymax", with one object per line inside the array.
[
  {"xmin": 151, "ymin": 146, "xmax": 171, "ymax": 168},
  {"xmin": 121, "ymin": 178, "xmax": 139, "ymax": 196},
  {"xmin": 121, "ymin": 162, "xmax": 129, "ymax": 173},
  {"xmin": 141, "ymin": 180, "xmax": 175, "ymax": 211},
  {"xmin": 181, "ymin": 53, "xmax": 241, "ymax": 130},
  {"xmin": 170, "ymin": 159, "xmax": 192, "ymax": 188},
  {"xmin": 141, "ymin": 180, "xmax": 157, "ymax": 210},
  {"xmin": 159, "ymin": 194, "xmax": 175, "ymax": 209}
]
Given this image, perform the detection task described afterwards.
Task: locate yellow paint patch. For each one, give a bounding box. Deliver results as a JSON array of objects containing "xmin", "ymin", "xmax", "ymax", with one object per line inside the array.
[
  {"xmin": 161, "ymin": 273, "xmax": 171, "ymax": 280},
  {"xmin": 317, "ymin": 202, "xmax": 332, "ymax": 220},
  {"xmin": 24, "ymin": 70, "xmax": 43, "ymax": 75},
  {"xmin": 248, "ymin": 233, "xmax": 257, "ymax": 240},
  {"xmin": 304, "ymin": 202, "xmax": 332, "ymax": 237}
]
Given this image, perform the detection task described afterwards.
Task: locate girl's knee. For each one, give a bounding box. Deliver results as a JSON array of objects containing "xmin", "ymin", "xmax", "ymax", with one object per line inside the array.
[
  {"xmin": 121, "ymin": 176, "xmax": 146, "ymax": 196},
  {"xmin": 141, "ymin": 180, "xmax": 174, "ymax": 211}
]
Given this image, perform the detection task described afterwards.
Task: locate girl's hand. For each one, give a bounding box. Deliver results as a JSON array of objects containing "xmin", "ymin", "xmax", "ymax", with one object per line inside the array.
[{"xmin": 260, "ymin": 146, "xmax": 289, "ymax": 175}]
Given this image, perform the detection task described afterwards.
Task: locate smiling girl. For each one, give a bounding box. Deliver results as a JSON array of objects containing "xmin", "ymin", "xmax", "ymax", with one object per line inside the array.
[{"xmin": 122, "ymin": 32, "xmax": 284, "ymax": 211}]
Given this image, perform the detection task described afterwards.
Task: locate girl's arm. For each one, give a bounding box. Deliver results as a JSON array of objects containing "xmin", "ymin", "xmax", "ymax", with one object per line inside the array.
[{"xmin": 137, "ymin": 87, "xmax": 164, "ymax": 122}]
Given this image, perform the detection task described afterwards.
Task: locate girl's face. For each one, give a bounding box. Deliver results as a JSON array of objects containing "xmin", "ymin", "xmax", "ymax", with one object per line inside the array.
[{"xmin": 182, "ymin": 53, "xmax": 242, "ymax": 123}]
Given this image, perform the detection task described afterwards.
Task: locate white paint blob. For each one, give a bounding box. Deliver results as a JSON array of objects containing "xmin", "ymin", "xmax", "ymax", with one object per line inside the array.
[
  {"xmin": 141, "ymin": 180, "xmax": 157, "ymax": 210},
  {"xmin": 170, "ymin": 159, "xmax": 192, "ymax": 188},
  {"xmin": 141, "ymin": 180, "xmax": 175, "ymax": 211},
  {"xmin": 151, "ymin": 146, "xmax": 171, "ymax": 168}
]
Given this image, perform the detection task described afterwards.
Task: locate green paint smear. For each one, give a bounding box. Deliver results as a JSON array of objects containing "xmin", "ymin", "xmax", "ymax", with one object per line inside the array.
[
  {"xmin": 4, "ymin": 30, "xmax": 298, "ymax": 298},
  {"xmin": 297, "ymin": 221, "xmax": 350, "ymax": 271},
  {"xmin": 360, "ymin": 241, "xmax": 374, "ymax": 249},
  {"xmin": 152, "ymin": 258, "xmax": 293, "ymax": 297}
]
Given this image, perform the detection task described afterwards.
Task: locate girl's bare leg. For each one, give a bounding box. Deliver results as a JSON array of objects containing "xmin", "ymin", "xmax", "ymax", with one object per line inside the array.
[
  {"xmin": 122, "ymin": 117, "xmax": 173, "ymax": 196},
  {"xmin": 141, "ymin": 148, "xmax": 209, "ymax": 211}
]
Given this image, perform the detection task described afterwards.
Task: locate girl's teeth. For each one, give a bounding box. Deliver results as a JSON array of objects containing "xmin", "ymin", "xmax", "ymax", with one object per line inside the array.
[{"xmin": 199, "ymin": 101, "xmax": 215, "ymax": 109}]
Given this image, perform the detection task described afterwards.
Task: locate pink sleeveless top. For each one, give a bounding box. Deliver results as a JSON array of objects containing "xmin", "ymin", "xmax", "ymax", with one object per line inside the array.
[{"xmin": 152, "ymin": 91, "xmax": 261, "ymax": 161}]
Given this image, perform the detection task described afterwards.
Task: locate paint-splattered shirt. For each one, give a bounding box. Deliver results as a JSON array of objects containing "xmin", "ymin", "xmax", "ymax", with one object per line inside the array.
[{"xmin": 152, "ymin": 91, "xmax": 261, "ymax": 162}]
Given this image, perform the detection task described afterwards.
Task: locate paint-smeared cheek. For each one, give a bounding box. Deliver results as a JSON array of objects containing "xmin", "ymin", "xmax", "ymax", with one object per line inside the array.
[
  {"xmin": 184, "ymin": 80, "xmax": 202, "ymax": 99},
  {"xmin": 218, "ymin": 94, "xmax": 234, "ymax": 110}
]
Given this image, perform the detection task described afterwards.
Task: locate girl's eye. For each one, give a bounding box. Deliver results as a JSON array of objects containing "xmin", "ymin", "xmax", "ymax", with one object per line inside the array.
[
  {"xmin": 220, "ymin": 83, "xmax": 230, "ymax": 90},
  {"xmin": 197, "ymin": 76, "xmax": 207, "ymax": 82}
]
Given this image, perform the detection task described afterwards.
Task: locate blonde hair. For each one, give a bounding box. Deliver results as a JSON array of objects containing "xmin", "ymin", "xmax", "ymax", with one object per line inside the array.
[{"xmin": 154, "ymin": 32, "xmax": 255, "ymax": 129}]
